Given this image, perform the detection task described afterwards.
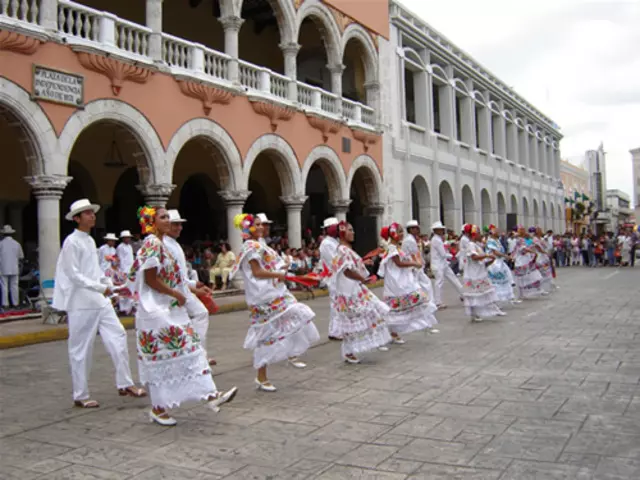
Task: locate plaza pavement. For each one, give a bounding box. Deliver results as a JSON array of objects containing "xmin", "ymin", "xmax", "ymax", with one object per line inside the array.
[{"xmin": 1, "ymin": 266, "xmax": 639, "ymax": 479}]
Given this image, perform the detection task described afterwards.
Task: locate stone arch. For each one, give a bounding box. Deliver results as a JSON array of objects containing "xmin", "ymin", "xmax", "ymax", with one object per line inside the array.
[
  {"xmin": 533, "ymin": 198, "xmax": 540, "ymax": 226},
  {"xmin": 296, "ymin": 0, "xmax": 342, "ymax": 67},
  {"xmin": 481, "ymin": 188, "xmax": 491, "ymax": 226},
  {"xmin": 557, "ymin": 204, "xmax": 563, "ymax": 231},
  {"xmin": 58, "ymin": 99, "xmax": 163, "ymax": 183},
  {"xmin": 347, "ymin": 155, "xmax": 382, "ymax": 205},
  {"xmin": 510, "ymin": 194, "xmax": 518, "ymax": 215},
  {"xmin": 237, "ymin": 0, "xmax": 296, "ymax": 44},
  {"xmin": 0, "ymin": 77, "xmax": 59, "ymax": 175},
  {"xmin": 341, "ymin": 22, "xmax": 378, "ymax": 83},
  {"xmin": 301, "ymin": 145, "xmax": 348, "ymax": 202},
  {"xmin": 542, "ymin": 200, "xmax": 548, "ymax": 230},
  {"xmin": 439, "ymin": 180, "xmax": 455, "ymax": 228},
  {"xmin": 523, "ymin": 197, "xmax": 530, "ymax": 225},
  {"xmin": 242, "ymin": 134, "xmax": 302, "ymax": 196},
  {"xmin": 411, "ymin": 174, "xmax": 431, "ymax": 226},
  {"xmin": 462, "ymin": 184, "xmax": 475, "ymax": 225},
  {"xmin": 497, "ymin": 192, "xmax": 507, "ymax": 230},
  {"xmin": 165, "ymin": 118, "xmax": 242, "ymax": 189}
]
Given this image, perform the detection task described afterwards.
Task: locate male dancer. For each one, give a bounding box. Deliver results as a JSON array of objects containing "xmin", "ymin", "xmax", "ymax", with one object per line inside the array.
[
  {"xmin": 164, "ymin": 210, "xmax": 217, "ymax": 366},
  {"xmin": 430, "ymin": 221, "xmax": 463, "ymax": 310},
  {"xmin": 54, "ymin": 199, "xmax": 145, "ymax": 408},
  {"xmin": 116, "ymin": 230, "xmax": 135, "ymax": 314},
  {"xmin": 319, "ymin": 217, "xmax": 341, "ymax": 340}
]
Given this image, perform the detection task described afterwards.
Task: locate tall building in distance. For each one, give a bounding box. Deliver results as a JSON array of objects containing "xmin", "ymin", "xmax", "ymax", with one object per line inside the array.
[
  {"xmin": 631, "ymin": 148, "xmax": 640, "ymax": 223},
  {"xmin": 585, "ymin": 144, "xmax": 607, "ymax": 213},
  {"xmin": 559, "ymin": 159, "xmax": 591, "ymax": 233}
]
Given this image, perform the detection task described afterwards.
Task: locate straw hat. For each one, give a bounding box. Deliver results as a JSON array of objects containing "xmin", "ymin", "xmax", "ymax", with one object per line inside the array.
[{"xmin": 65, "ymin": 198, "xmax": 100, "ymax": 221}]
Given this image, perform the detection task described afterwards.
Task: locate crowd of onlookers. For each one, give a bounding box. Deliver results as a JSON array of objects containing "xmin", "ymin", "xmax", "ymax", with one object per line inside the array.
[{"xmin": 550, "ymin": 228, "xmax": 638, "ymax": 268}]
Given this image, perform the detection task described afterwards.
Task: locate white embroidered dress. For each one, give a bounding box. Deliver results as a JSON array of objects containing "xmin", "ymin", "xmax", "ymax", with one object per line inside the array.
[
  {"xmin": 533, "ymin": 237, "xmax": 553, "ymax": 293},
  {"xmin": 485, "ymin": 237, "xmax": 515, "ymax": 302},
  {"xmin": 513, "ymin": 238, "xmax": 544, "ymax": 298},
  {"xmin": 129, "ymin": 234, "xmax": 217, "ymax": 409},
  {"xmin": 378, "ymin": 244, "xmax": 437, "ymax": 334},
  {"xmin": 329, "ymin": 245, "xmax": 392, "ymax": 356},
  {"xmin": 462, "ymin": 242, "xmax": 501, "ymax": 317},
  {"xmin": 229, "ymin": 240, "xmax": 319, "ymax": 369},
  {"xmin": 401, "ymin": 234, "xmax": 436, "ymax": 308}
]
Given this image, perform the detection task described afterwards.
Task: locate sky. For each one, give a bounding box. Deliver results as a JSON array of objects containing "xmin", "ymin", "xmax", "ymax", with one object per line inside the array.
[{"xmin": 401, "ymin": 0, "xmax": 640, "ymax": 203}]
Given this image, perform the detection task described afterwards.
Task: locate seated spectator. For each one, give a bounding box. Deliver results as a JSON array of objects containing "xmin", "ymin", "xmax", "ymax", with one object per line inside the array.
[{"xmin": 210, "ymin": 242, "xmax": 235, "ymax": 290}]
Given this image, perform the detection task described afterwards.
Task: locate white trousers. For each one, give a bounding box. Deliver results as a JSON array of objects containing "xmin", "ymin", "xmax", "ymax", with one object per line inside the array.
[
  {"xmin": 1, "ymin": 275, "xmax": 19, "ymax": 307},
  {"xmin": 67, "ymin": 305, "xmax": 134, "ymax": 401},
  {"xmin": 433, "ymin": 266, "xmax": 463, "ymax": 305},
  {"xmin": 185, "ymin": 292, "xmax": 210, "ymax": 356}
]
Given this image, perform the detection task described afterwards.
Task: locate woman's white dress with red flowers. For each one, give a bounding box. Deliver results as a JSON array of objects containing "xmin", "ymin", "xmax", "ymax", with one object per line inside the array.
[
  {"xmin": 329, "ymin": 245, "xmax": 392, "ymax": 356},
  {"xmin": 462, "ymin": 242, "xmax": 502, "ymax": 318},
  {"xmin": 229, "ymin": 240, "xmax": 319, "ymax": 369},
  {"xmin": 513, "ymin": 238, "xmax": 544, "ymax": 298},
  {"xmin": 485, "ymin": 238, "xmax": 516, "ymax": 302},
  {"xmin": 378, "ymin": 244, "xmax": 437, "ymax": 334},
  {"xmin": 129, "ymin": 234, "xmax": 217, "ymax": 409}
]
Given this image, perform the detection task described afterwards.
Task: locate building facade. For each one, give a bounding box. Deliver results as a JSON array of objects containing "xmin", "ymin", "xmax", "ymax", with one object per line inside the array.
[
  {"xmin": 605, "ymin": 190, "xmax": 632, "ymax": 232},
  {"xmin": 631, "ymin": 147, "xmax": 640, "ymax": 223},
  {"xmin": 559, "ymin": 159, "xmax": 591, "ymax": 234},
  {"xmin": 0, "ymin": 0, "xmax": 388, "ymax": 294},
  {"xmin": 379, "ymin": 1, "xmax": 565, "ymax": 234}
]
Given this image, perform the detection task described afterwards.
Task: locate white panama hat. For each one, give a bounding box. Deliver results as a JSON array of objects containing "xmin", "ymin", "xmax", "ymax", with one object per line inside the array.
[
  {"xmin": 167, "ymin": 210, "xmax": 187, "ymax": 223},
  {"xmin": 0, "ymin": 225, "xmax": 16, "ymax": 234},
  {"xmin": 256, "ymin": 213, "xmax": 273, "ymax": 224},
  {"xmin": 431, "ymin": 221, "xmax": 446, "ymax": 230},
  {"xmin": 322, "ymin": 217, "xmax": 339, "ymax": 229},
  {"xmin": 406, "ymin": 219, "xmax": 420, "ymax": 228},
  {"xmin": 120, "ymin": 230, "xmax": 133, "ymax": 238},
  {"xmin": 65, "ymin": 198, "xmax": 100, "ymax": 221},
  {"xmin": 104, "ymin": 233, "xmax": 118, "ymax": 241}
]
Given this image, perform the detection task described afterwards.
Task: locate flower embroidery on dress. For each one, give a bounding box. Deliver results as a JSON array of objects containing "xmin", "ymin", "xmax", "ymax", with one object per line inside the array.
[
  {"xmin": 136, "ymin": 324, "xmax": 201, "ymax": 362},
  {"xmin": 386, "ymin": 290, "xmax": 428, "ymax": 312},
  {"xmin": 463, "ymin": 278, "xmax": 494, "ymax": 292},
  {"xmin": 249, "ymin": 293, "xmax": 297, "ymax": 324}
]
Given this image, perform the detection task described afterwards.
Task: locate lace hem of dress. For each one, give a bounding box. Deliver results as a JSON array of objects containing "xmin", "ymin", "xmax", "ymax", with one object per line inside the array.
[
  {"xmin": 493, "ymin": 284, "xmax": 516, "ymax": 302},
  {"xmin": 244, "ymin": 302, "xmax": 317, "ymax": 350},
  {"xmin": 463, "ymin": 288, "xmax": 499, "ymax": 307},
  {"xmin": 252, "ymin": 321, "xmax": 320, "ymax": 369},
  {"xmin": 342, "ymin": 321, "xmax": 392, "ymax": 356},
  {"xmin": 148, "ymin": 372, "xmax": 217, "ymax": 410},
  {"xmin": 465, "ymin": 303, "xmax": 503, "ymax": 318},
  {"xmin": 331, "ymin": 294, "xmax": 391, "ymax": 337},
  {"xmin": 386, "ymin": 301, "xmax": 438, "ymax": 334},
  {"xmin": 137, "ymin": 348, "xmax": 211, "ymax": 386}
]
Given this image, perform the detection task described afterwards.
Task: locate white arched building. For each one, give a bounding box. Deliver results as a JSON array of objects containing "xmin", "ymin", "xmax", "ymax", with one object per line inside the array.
[{"xmin": 378, "ymin": 1, "xmax": 565, "ymax": 233}]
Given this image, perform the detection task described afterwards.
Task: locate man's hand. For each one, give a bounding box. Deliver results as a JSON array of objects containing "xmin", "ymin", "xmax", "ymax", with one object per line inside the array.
[{"xmin": 103, "ymin": 287, "xmax": 112, "ymax": 297}]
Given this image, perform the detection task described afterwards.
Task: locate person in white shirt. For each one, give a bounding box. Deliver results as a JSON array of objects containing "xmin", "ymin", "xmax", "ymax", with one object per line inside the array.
[
  {"xmin": 53, "ymin": 199, "xmax": 145, "ymax": 408},
  {"xmin": 429, "ymin": 221, "xmax": 463, "ymax": 309},
  {"xmin": 319, "ymin": 217, "xmax": 341, "ymax": 340},
  {"xmin": 457, "ymin": 225, "xmax": 471, "ymax": 275},
  {"xmin": 164, "ymin": 210, "xmax": 217, "ymax": 366},
  {"xmin": 116, "ymin": 230, "xmax": 135, "ymax": 314},
  {"xmin": 98, "ymin": 233, "xmax": 118, "ymax": 274},
  {"xmin": 0, "ymin": 225, "xmax": 24, "ymax": 308}
]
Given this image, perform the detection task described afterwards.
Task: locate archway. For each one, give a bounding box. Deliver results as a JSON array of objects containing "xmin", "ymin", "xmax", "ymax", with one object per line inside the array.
[
  {"xmin": 480, "ymin": 188, "xmax": 491, "ymax": 227},
  {"xmin": 461, "ymin": 185, "xmax": 475, "ymax": 226},
  {"xmin": 550, "ymin": 202, "xmax": 556, "ymax": 232},
  {"xmin": 533, "ymin": 199, "xmax": 540, "ymax": 227},
  {"xmin": 411, "ymin": 175, "xmax": 431, "ymax": 227},
  {"xmin": 348, "ymin": 163, "xmax": 381, "ymax": 254},
  {"xmin": 523, "ymin": 198, "xmax": 530, "ymax": 227},
  {"xmin": 170, "ymin": 135, "xmax": 237, "ymax": 245},
  {"xmin": 66, "ymin": 120, "xmax": 151, "ymax": 242},
  {"xmin": 341, "ymin": 24, "xmax": 377, "ymax": 105},
  {"xmin": 542, "ymin": 201, "xmax": 548, "ymax": 230},
  {"xmin": 439, "ymin": 181, "xmax": 455, "ymax": 228},
  {"xmin": 497, "ymin": 192, "xmax": 507, "ymax": 231},
  {"xmin": 302, "ymin": 156, "xmax": 344, "ymax": 236}
]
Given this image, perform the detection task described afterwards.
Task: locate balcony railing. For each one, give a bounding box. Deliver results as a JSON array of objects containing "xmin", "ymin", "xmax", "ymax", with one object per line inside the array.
[{"xmin": 1, "ymin": 0, "xmax": 377, "ymax": 129}]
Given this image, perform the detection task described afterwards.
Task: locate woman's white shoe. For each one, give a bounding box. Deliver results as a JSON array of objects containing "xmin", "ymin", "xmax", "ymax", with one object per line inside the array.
[
  {"xmin": 288, "ymin": 358, "xmax": 307, "ymax": 369},
  {"xmin": 343, "ymin": 355, "xmax": 361, "ymax": 364},
  {"xmin": 255, "ymin": 378, "xmax": 277, "ymax": 392},
  {"xmin": 208, "ymin": 386, "xmax": 238, "ymax": 412},
  {"xmin": 391, "ymin": 337, "xmax": 406, "ymax": 345},
  {"xmin": 378, "ymin": 346, "xmax": 389, "ymax": 352},
  {"xmin": 149, "ymin": 410, "xmax": 177, "ymax": 426}
]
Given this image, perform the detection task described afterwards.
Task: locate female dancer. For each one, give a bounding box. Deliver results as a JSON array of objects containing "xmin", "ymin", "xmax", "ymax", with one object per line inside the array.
[
  {"xmin": 512, "ymin": 225, "xmax": 544, "ymax": 299},
  {"xmin": 378, "ymin": 223, "xmax": 438, "ymax": 343},
  {"xmin": 532, "ymin": 227, "xmax": 553, "ymax": 294},
  {"xmin": 228, "ymin": 213, "xmax": 319, "ymax": 392},
  {"xmin": 327, "ymin": 221, "xmax": 392, "ymax": 363},
  {"xmin": 485, "ymin": 225, "xmax": 519, "ymax": 304},
  {"xmin": 129, "ymin": 206, "xmax": 237, "ymax": 426},
  {"xmin": 462, "ymin": 225, "xmax": 505, "ymax": 322}
]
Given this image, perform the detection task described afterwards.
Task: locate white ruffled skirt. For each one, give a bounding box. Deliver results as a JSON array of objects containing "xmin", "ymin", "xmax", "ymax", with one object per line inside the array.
[
  {"xmin": 385, "ymin": 289, "xmax": 438, "ymax": 334},
  {"xmin": 245, "ymin": 293, "xmax": 319, "ymax": 369},
  {"xmin": 487, "ymin": 261, "xmax": 515, "ymax": 303},
  {"xmin": 514, "ymin": 260, "xmax": 544, "ymax": 298},
  {"xmin": 462, "ymin": 276, "xmax": 502, "ymax": 318},
  {"xmin": 331, "ymin": 285, "xmax": 392, "ymax": 357},
  {"xmin": 136, "ymin": 308, "xmax": 217, "ymax": 409}
]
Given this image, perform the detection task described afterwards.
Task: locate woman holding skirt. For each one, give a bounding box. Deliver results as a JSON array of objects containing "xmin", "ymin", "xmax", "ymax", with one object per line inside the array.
[
  {"xmin": 512, "ymin": 226, "xmax": 544, "ymax": 299},
  {"xmin": 462, "ymin": 225, "xmax": 505, "ymax": 322},
  {"xmin": 378, "ymin": 223, "xmax": 438, "ymax": 343},
  {"xmin": 228, "ymin": 213, "xmax": 319, "ymax": 392},
  {"xmin": 327, "ymin": 221, "xmax": 392, "ymax": 364},
  {"xmin": 129, "ymin": 206, "xmax": 237, "ymax": 426},
  {"xmin": 485, "ymin": 225, "xmax": 519, "ymax": 304}
]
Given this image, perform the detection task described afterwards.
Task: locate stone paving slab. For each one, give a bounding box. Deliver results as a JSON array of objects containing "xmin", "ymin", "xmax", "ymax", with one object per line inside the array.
[{"xmin": 0, "ymin": 267, "xmax": 639, "ymax": 479}]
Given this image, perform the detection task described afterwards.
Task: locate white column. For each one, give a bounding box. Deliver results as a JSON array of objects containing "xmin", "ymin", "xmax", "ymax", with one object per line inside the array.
[
  {"xmin": 477, "ymin": 104, "xmax": 491, "ymax": 151},
  {"xmin": 492, "ymin": 108, "xmax": 507, "ymax": 157},
  {"xmin": 331, "ymin": 199, "xmax": 351, "ymax": 222},
  {"xmin": 280, "ymin": 195, "xmax": 307, "ymax": 249},
  {"xmin": 219, "ymin": 190, "xmax": 250, "ymax": 256},
  {"xmin": 280, "ymin": 42, "xmax": 300, "ymax": 102},
  {"xmin": 506, "ymin": 122, "xmax": 518, "ymax": 162},
  {"xmin": 136, "ymin": 183, "xmax": 175, "ymax": 207},
  {"xmin": 364, "ymin": 203, "xmax": 385, "ymax": 239},
  {"xmin": 438, "ymin": 82, "xmax": 455, "ymax": 138},
  {"xmin": 39, "ymin": 0, "xmax": 59, "ymax": 30},
  {"xmin": 146, "ymin": 0, "xmax": 163, "ymax": 63},
  {"xmin": 221, "ymin": 15, "xmax": 244, "ymax": 84},
  {"xmin": 364, "ymin": 80, "xmax": 381, "ymax": 126},
  {"xmin": 25, "ymin": 175, "xmax": 71, "ymax": 299},
  {"xmin": 459, "ymin": 95, "xmax": 474, "ymax": 145},
  {"xmin": 519, "ymin": 128, "xmax": 529, "ymax": 168},
  {"xmin": 327, "ymin": 63, "xmax": 344, "ymax": 115}
]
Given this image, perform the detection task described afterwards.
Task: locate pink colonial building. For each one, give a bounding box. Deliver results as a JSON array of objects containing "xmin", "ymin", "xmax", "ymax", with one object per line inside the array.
[{"xmin": 0, "ymin": 0, "xmax": 389, "ymax": 295}]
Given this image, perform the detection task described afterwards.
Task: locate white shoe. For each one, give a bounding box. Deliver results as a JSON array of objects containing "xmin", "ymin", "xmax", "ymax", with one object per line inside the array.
[
  {"xmin": 391, "ymin": 337, "xmax": 406, "ymax": 345},
  {"xmin": 429, "ymin": 328, "xmax": 440, "ymax": 334},
  {"xmin": 511, "ymin": 299, "xmax": 522, "ymax": 304},
  {"xmin": 149, "ymin": 410, "xmax": 177, "ymax": 426},
  {"xmin": 496, "ymin": 310, "xmax": 506, "ymax": 317},
  {"xmin": 472, "ymin": 316, "xmax": 483, "ymax": 323},
  {"xmin": 255, "ymin": 379, "xmax": 277, "ymax": 392},
  {"xmin": 378, "ymin": 346, "xmax": 389, "ymax": 351},
  {"xmin": 344, "ymin": 355, "xmax": 361, "ymax": 364},
  {"xmin": 208, "ymin": 386, "xmax": 238, "ymax": 412},
  {"xmin": 288, "ymin": 358, "xmax": 307, "ymax": 369}
]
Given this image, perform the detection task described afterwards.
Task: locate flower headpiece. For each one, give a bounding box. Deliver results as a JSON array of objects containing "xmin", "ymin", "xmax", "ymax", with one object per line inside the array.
[
  {"xmin": 463, "ymin": 224, "xmax": 472, "ymax": 235},
  {"xmin": 338, "ymin": 221, "xmax": 348, "ymax": 239},
  {"xmin": 528, "ymin": 226, "xmax": 537, "ymax": 234},
  {"xmin": 137, "ymin": 206, "xmax": 157, "ymax": 235},
  {"xmin": 380, "ymin": 223, "xmax": 400, "ymax": 241},
  {"xmin": 488, "ymin": 224, "xmax": 497, "ymax": 234},
  {"xmin": 233, "ymin": 213, "xmax": 256, "ymax": 240}
]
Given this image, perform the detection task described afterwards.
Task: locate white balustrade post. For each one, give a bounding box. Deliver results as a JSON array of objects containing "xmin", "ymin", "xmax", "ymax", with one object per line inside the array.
[
  {"xmin": 353, "ymin": 104, "xmax": 362, "ymax": 124},
  {"xmin": 259, "ymin": 69, "xmax": 271, "ymax": 93},
  {"xmin": 98, "ymin": 13, "xmax": 117, "ymax": 47},
  {"xmin": 24, "ymin": 175, "xmax": 71, "ymax": 300},
  {"xmin": 220, "ymin": 15, "xmax": 244, "ymax": 84},
  {"xmin": 280, "ymin": 42, "xmax": 300, "ymax": 102},
  {"xmin": 190, "ymin": 44, "xmax": 205, "ymax": 74},
  {"xmin": 39, "ymin": 0, "xmax": 59, "ymax": 30},
  {"xmin": 327, "ymin": 63, "xmax": 344, "ymax": 116},
  {"xmin": 146, "ymin": 0, "xmax": 163, "ymax": 63}
]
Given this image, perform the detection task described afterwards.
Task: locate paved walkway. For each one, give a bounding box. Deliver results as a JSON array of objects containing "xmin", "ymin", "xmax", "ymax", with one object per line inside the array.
[{"xmin": 1, "ymin": 267, "xmax": 639, "ymax": 479}]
